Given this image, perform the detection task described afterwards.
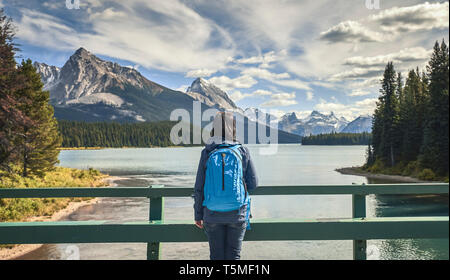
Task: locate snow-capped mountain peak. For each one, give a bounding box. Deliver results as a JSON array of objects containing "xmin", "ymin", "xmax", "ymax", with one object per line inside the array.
[{"xmin": 185, "ymin": 77, "xmax": 239, "ymax": 111}]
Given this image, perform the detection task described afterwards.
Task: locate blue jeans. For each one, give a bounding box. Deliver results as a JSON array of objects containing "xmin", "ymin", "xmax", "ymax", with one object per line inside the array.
[{"xmin": 203, "ymin": 221, "xmax": 247, "ymax": 260}]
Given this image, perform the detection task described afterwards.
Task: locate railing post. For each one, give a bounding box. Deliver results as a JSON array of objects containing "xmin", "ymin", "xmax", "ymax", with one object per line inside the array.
[
  {"xmin": 352, "ymin": 183, "xmax": 367, "ymax": 260},
  {"xmin": 147, "ymin": 185, "xmax": 164, "ymax": 260}
]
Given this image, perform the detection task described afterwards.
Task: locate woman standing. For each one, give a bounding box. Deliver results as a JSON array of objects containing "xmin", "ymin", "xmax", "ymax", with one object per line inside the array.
[{"xmin": 194, "ymin": 111, "xmax": 258, "ymax": 260}]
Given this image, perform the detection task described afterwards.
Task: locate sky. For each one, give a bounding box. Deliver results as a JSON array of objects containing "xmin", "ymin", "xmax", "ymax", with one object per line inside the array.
[{"xmin": 1, "ymin": 0, "xmax": 449, "ymax": 120}]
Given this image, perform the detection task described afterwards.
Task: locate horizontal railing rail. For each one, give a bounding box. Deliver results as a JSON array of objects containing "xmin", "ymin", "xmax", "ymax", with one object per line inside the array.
[
  {"xmin": 1, "ymin": 183, "xmax": 448, "ymax": 198},
  {"xmin": 1, "ymin": 217, "xmax": 448, "ymax": 243},
  {"xmin": 0, "ymin": 183, "xmax": 448, "ymax": 260}
]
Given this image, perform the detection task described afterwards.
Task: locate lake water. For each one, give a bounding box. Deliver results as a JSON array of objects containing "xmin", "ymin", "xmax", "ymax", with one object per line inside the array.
[{"xmin": 17, "ymin": 145, "xmax": 449, "ymax": 260}]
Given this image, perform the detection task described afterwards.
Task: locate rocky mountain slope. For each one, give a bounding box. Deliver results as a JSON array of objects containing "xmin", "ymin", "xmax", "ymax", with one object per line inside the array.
[
  {"xmin": 35, "ymin": 48, "xmax": 205, "ymax": 122},
  {"xmin": 185, "ymin": 77, "xmax": 240, "ymax": 111},
  {"xmin": 341, "ymin": 115, "xmax": 373, "ymax": 133}
]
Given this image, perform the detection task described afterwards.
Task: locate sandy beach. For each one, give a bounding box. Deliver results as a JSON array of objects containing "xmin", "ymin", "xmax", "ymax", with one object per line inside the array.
[{"xmin": 0, "ymin": 176, "xmax": 122, "ymax": 260}]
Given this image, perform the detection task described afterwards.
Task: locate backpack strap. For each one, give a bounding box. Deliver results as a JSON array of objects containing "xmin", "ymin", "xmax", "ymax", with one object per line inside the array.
[{"xmin": 222, "ymin": 145, "xmax": 249, "ymax": 199}]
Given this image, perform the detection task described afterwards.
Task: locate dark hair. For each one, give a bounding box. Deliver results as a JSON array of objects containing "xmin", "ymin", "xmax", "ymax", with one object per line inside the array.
[{"xmin": 210, "ymin": 112, "xmax": 237, "ymax": 141}]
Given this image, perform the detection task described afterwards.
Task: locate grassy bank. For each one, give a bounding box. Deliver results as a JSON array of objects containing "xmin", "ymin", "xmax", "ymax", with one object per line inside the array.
[
  {"xmin": 364, "ymin": 160, "xmax": 449, "ymax": 183},
  {"xmin": 0, "ymin": 167, "xmax": 108, "ymax": 222},
  {"xmin": 58, "ymin": 147, "xmax": 105, "ymax": 150},
  {"xmin": 337, "ymin": 160, "xmax": 448, "ymax": 183},
  {"xmin": 58, "ymin": 145, "xmax": 187, "ymax": 150}
]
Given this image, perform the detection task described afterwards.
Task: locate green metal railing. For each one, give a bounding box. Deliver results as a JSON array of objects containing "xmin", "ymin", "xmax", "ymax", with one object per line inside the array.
[{"xmin": 0, "ymin": 183, "xmax": 448, "ymax": 260}]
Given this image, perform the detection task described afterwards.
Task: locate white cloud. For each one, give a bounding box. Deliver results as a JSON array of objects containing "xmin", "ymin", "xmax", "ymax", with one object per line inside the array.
[
  {"xmin": 222, "ymin": 0, "xmax": 322, "ymax": 50},
  {"xmin": 344, "ymin": 47, "xmax": 432, "ymax": 67},
  {"xmin": 349, "ymin": 77, "xmax": 381, "ymax": 89},
  {"xmin": 185, "ymin": 69, "xmax": 217, "ymax": 78},
  {"xmin": 241, "ymin": 67, "xmax": 290, "ymax": 80},
  {"xmin": 16, "ymin": 9, "xmax": 81, "ymax": 50},
  {"xmin": 235, "ymin": 51, "xmax": 278, "ymax": 67},
  {"xmin": 229, "ymin": 91, "xmax": 247, "ymax": 102},
  {"xmin": 314, "ymin": 98, "xmax": 377, "ymax": 119},
  {"xmin": 15, "ymin": 0, "xmax": 236, "ymax": 72},
  {"xmin": 320, "ymin": 21, "xmax": 383, "ymax": 43},
  {"xmin": 42, "ymin": 1, "xmax": 64, "ymax": 9},
  {"xmin": 240, "ymin": 67, "xmax": 311, "ymax": 90},
  {"xmin": 272, "ymin": 79, "xmax": 311, "ymax": 91},
  {"xmin": 348, "ymin": 90, "xmax": 372, "ymax": 97},
  {"xmin": 207, "ymin": 75, "xmax": 257, "ymax": 92},
  {"xmin": 371, "ymin": 1, "xmax": 449, "ymax": 33},
  {"xmin": 306, "ymin": 91, "xmax": 314, "ymax": 101},
  {"xmin": 229, "ymin": 89, "xmax": 277, "ymax": 102},
  {"xmin": 252, "ymin": 89, "xmax": 272, "ymax": 96},
  {"xmin": 261, "ymin": 92, "xmax": 297, "ymax": 107},
  {"xmin": 336, "ymin": 47, "xmax": 433, "ymax": 95},
  {"xmin": 330, "ymin": 67, "xmax": 385, "ymax": 81}
]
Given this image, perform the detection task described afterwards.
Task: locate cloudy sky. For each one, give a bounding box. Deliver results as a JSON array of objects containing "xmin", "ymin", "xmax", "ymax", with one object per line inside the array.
[{"xmin": 1, "ymin": 0, "xmax": 449, "ymax": 119}]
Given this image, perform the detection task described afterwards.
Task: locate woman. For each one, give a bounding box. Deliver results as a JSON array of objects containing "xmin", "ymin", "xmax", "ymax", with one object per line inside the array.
[{"xmin": 194, "ymin": 111, "xmax": 258, "ymax": 260}]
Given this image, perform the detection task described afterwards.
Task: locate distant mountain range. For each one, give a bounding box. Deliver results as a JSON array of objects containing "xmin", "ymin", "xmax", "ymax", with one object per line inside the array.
[
  {"xmin": 34, "ymin": 47, "xmax": 371, "ymax": 142},
  {"xmin": 278, "ymin": 111, "xmax": 372, "ymax": 136}
]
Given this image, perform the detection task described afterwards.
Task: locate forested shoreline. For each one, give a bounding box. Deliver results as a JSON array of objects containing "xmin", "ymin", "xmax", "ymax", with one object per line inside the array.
[
  {"xmin": 302, "ymin": 132, "xmax": 371, "ymax": 145},
  {"xmin": 58, "ymin": 120, "xmax": 177, "ymax": 148},
  {"xmin": 365, "ymin": 40, "xmax": 449, "ymax": 182}
]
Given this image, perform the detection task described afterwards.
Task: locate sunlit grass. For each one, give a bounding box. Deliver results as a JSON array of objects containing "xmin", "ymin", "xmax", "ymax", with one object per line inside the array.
[{"xmin": 0, "ymin": 167, "xmax": 108, "ymax": 222}]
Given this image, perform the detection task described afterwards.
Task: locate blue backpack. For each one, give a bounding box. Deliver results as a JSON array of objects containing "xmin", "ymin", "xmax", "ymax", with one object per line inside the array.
[{"xmin": 202, "ymin": 144, "xmax": 251, "ymax": 229}]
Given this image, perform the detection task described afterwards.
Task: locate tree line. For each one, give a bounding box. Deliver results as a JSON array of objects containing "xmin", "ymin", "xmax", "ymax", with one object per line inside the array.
[
  {"xmin": 58, "ymin": 120, "xmax": 177, "ymax": 148},
  {"xmin": 302, "ymin": 132, "xmax": 372, "ymax": 145},
  {"xmin": 367, "ymin": 40, "xmax": 449, "ymax": 179},
  {"xmin": 1, "ymin": 10, "xmax": 61, "ymax": 178}
]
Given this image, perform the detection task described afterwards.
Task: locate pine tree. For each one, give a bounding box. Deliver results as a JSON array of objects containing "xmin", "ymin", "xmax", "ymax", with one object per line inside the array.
[
  {"xmin": 0, "ymin": 9, "xmax": 32, "ymax": 174},
  {"xmin": 393, "ymin": 72, "xmax": 404, "ymax": 162},
  {"xmin": 421, "ymin": 40, "xmax": 449, "ymax": 175},
  {"xmin": 14, "ymin": 60, "xmax": 61, "ymax": 177},
  {"xmin": 372, "ymin": 62, "xmax": 399, "ymax": 167},
  {"xmin": 399, "ymin": 69, "xmax": 427, "ymax": 162}
]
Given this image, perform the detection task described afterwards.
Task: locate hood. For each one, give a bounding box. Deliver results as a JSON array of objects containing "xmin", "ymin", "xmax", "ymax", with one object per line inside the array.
[
  {"xmin": 206, "ymin": 111, "xmax": 239, "ymax": 152},
  {"xmin": 205, "ymin": 136, "xmax": 240, "ymax": 153}
]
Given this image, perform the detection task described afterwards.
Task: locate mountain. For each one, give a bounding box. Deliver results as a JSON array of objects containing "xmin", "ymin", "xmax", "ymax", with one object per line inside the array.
[
  {"xmin": 279, "ymin": 111, "xmax": 373, "ymax": 136},
  {"xmin": 33, "ymin": 62, "xmax": 60, "ymax": 91},
  {"xmin": 244, "ymin": 107, "xmax": 278, "ymax": 128},
  {"xmin": 186, "ymin": 78, "xmax": 240, "ymax": 111},
  {"xmin": 278, "ymin": 112, "xmax": 307, "ymax": 136},
  {"xmin": 279, "ymin": 111, "xmax": 349, "ymax": 136},
  {"xmin": 35, "ymin": 47, "xmax": 204, "ymax": 122},
  {"xmin": 341, "ymin": 115, "xmax": 373, "ymax": 133},
  {"xmin": 34, "ymin": 48, "xmax": 301, "ymax": 143},
  {"xmin": 302, "ymin": 111, "xmax": 349, "ymax": 134}
]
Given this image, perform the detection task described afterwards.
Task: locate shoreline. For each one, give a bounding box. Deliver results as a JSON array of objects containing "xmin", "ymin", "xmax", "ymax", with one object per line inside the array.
[
  {"xmin": 58, "ymin": 146, "xmax": 185, "ymax": 150},
  {"xmin": 0, "ymin": 176, "xmax": 119, "ymax": 260},
  {"xmin": 335, "ymin": 166, "xmax": 434, "ymax": 183}
]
